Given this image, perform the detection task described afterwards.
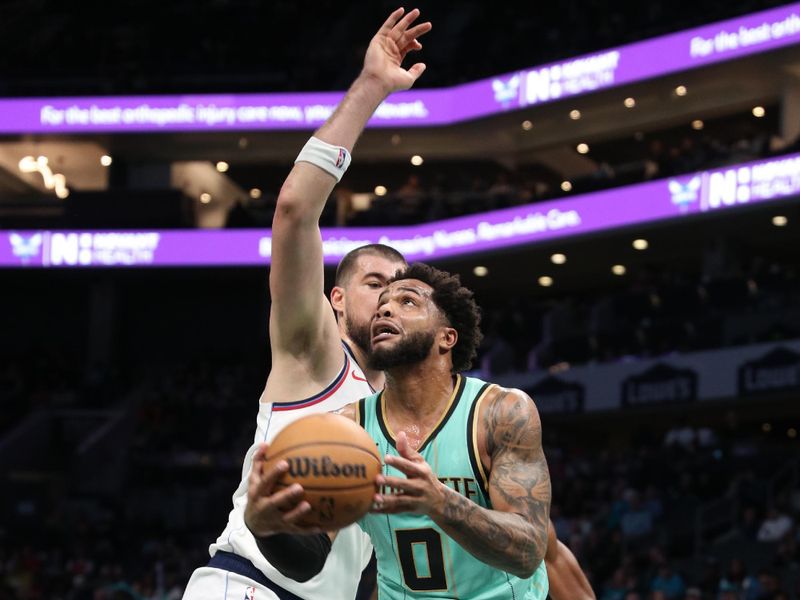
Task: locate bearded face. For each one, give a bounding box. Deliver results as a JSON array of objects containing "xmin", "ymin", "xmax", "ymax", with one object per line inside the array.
[
  {"xmin": 344, "ymin": 304, "xmax": 373, "ymax": 355},
  {"xmin": 367, "ymin": 329, "xmax": 435, "ymax": 371}
]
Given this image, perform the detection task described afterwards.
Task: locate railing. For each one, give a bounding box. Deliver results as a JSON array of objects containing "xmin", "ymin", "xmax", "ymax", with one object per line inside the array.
[
  {"xmin": 0, "ymin": 409, "xmax": 49, "ymax": 471},
  {"xmin": 1, "ymin": 406, "xmax": 122, "ymax": 477},
  {"xmin": 766, "ymin": 458, "xmax": 800, "ymax": 511},
  {"xmin": 72, "ymin": 394, "xmax": 138, "ymax": 495},
  {"xmin": 694, "ymin": 457, "xmax": 800, "ymax": 555},
  {"xmin": 694, "ymin": 492, "xmax": 740, "ymax": 555}
]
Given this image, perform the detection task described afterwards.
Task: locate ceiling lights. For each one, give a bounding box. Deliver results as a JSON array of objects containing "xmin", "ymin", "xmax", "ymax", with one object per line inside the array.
[{"xmin": 19, "ymin": 155, "xmax": 69, "ymax": 199}]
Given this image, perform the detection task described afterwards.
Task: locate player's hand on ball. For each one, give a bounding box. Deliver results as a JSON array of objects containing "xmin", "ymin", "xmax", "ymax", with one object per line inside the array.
[
  {"xmin": 371, "ymin": 432, "xmax": 448, "ymax": 516},
  {"xmin": 244, "ymin": 443, "xmax": 322, "ymax": 537},
  {"xmin": 362, "ymin": 7, "xmax": 432, "ymax": 93}
]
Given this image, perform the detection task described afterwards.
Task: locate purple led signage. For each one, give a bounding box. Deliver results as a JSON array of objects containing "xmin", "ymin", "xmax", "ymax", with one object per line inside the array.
[
  {"xmin": 0, "ymin": 4, "xmax": 798, "ymax": 134},
  {"xmin": 3, "ymin": 153, "xmax": 799, "ymax": 268}
]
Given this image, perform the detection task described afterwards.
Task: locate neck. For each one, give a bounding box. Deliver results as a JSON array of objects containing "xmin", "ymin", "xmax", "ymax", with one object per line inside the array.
[
  {"xmin": 341, "ymin": 333, "xmax": 385, "ymax": 390},
  {"xmin": 383, "ymin": 358, "xmax": 455, "ymax": 421}
]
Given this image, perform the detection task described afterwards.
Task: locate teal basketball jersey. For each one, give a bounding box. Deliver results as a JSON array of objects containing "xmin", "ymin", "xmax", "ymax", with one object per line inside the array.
[{"xmin": 357, "ymin": 375, "xmax": 549, "ymax": 600}]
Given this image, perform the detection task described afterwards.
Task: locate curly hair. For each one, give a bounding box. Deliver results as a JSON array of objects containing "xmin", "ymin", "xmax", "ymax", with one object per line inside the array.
[{"xmin": 389, "ymin": 262, "xmax": 483, "ymax": 373}]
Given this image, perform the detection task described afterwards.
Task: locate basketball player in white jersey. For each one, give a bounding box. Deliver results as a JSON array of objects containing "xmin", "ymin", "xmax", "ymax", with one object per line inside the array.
[{"xmin": 181, "ymin": 7, "xmax": 429, "ymax": 600}]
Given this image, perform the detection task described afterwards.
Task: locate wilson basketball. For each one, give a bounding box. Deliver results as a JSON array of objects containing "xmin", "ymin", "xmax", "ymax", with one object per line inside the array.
[{"xmin": 263, "ymin": 413, "xmax": 382, "ymax": 530}]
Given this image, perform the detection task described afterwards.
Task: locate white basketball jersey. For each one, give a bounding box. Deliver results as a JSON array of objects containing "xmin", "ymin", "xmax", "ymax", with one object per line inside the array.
[{"xmin": 210, "ymin": 344, "xmax": 375, "ymax": 600}]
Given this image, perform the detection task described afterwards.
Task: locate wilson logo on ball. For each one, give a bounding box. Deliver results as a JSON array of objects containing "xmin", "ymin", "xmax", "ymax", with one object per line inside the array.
[{"xmin": 287, "ymin": 455, "xmax": 368, "ymax": 479}]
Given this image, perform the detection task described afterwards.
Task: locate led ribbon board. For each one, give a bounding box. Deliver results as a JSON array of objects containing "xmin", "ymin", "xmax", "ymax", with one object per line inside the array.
[
  {"xmin": 0, "ymin": 4, "xmax": 798, "ymax": 133},
  {"xmin": 3, "ymin": 153, "xmax": 799, "ymax": 268}
]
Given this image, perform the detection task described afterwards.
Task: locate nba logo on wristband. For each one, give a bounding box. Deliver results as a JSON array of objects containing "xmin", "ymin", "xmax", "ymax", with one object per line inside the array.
[{"xmin": 295, "ymin": 136, "xmax": 351, "ymax": 182}]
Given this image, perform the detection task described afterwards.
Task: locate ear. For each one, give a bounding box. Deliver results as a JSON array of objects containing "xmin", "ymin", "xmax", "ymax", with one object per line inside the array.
[
  {"xmin": 438, "ymin": 326, "xmax": 458, "ymax": 354},
  {"xmin": 330, "ymin": 286, "xmax": 345, "ymax": 317}
]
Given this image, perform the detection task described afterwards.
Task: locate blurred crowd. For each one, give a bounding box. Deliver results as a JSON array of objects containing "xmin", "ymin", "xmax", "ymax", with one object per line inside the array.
[
  {"xmin": 2, "ymin": 360, "xmax": 798, "ymax": 598},
  {"xmin": 1, "ymin": 247, "xmax": 798, "ymax": 599},
  {"xmin": 549, "ymin": 420, "xmax": 800, "ymax": 600},
  {"xmin": 0, "ymin": 351, "xmax": 124, "ymax": 442},
  {"xmin": 0, "ymin": 362, "xmax": 260, "ymax": 600},
  {"xmin": 227, "ymin": 113, "xmax": 795, "ymax": 229},
  {"xmin": 481, "ymin": 252, "xmax": 798, "ymax": 374},
  {"xmin": 1, "ymin": 243, "xmax": 798, "ymax": 598}
]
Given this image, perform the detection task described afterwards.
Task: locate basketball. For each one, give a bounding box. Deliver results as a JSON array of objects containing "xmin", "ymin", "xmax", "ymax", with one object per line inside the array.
[{"xmin": 263, "ymin": 413, "xmax": 382, "ymax": 530}]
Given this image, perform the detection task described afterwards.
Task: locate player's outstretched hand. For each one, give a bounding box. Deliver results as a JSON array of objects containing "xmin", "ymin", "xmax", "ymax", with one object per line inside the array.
[
  {"xmin": 244, "ymin": 443, "xmax": 323, "ymax": 537},
  {"xmin": 371, "ymin": 431, "xmax": 448, "ymax": 516},
  {"xmin": 362, "ymin": 7, "xmax": 432, "ymax": 94}
]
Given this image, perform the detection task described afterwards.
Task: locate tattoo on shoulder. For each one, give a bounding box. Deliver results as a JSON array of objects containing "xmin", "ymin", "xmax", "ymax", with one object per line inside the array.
[
  {"xmin": 483, "ymin": 388, "xmax": 551, "ymax": 561},
  {"xmin": 483, "ymin": 388, "xmax": 542, "ymax": 455},
  {"xmin": 435, "ymin": 387, "xmax": 551, "ymax": 577}
]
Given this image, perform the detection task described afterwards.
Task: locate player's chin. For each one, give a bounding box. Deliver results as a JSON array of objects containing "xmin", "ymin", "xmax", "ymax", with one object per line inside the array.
[{"xmin": 370, "ymin": 334, "xmax": 401, "ymax": 350}]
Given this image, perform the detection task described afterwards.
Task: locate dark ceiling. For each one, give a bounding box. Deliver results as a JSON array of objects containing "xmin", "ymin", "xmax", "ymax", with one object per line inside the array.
[{"xmin": 0, "ymin": 0, "xmax": 792, "ymax": 96}]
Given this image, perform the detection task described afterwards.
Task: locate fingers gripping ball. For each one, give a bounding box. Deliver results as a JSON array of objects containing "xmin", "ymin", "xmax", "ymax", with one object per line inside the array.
[{"xmin": 263, "ymin": 414, "xmax": 382, "ymax": 530}]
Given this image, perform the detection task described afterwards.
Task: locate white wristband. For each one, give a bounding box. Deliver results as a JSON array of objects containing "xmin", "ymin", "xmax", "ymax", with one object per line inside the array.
[{"xmin": 295, "ymin": 136, "xmax": 352, "ymax": 182}]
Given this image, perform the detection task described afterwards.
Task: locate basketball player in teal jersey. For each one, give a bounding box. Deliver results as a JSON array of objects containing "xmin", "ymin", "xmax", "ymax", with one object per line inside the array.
[
  {"xmin": 253, "ymin": 262, "xmax": 553, "ymax": 599},
  {"xmin": 357, "ymin": 263, "xmax": 550, "ymax": 599}
]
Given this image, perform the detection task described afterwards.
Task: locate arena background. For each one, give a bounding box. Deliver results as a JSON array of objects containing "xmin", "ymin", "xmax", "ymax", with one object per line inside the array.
[{"xmin": 1, "ymin": 1, "xmax": 800, "ymax": 598}]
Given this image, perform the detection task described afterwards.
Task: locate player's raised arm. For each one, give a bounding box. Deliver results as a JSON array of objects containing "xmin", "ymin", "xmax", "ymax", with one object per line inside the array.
[
  {"xmin": 374, "ymin": 387, "xmax": 551, "ymax": 579},
  {"xmin": 268, "ymin": 8, "xmax": 431, "ymax": 370}
]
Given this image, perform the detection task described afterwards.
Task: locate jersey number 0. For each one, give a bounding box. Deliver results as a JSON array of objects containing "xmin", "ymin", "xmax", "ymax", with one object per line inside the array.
[{"xmin": 395, "ymin": 528, "xmax": 448, "ymax": 591}]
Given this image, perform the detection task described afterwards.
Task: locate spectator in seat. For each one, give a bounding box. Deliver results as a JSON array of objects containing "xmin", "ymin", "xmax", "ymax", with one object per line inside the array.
[
  {"xmin": 755, "ymin": 568, "xmax": 786, "ymax": 599},
  {"xmin": 683, "ymin": 587, "xmax": 702, "ymax": 600},
  {"xmin": 395, "ymin": 174, "xmax": 425, "ymax": 223},
  {"xmin": 664, "ymin": 417, "xmax": 696, "ymax": 450},
  {"xmin": 757, "ymin": 507, "xmax": 794, "ymax": 543},
  {"xmin": 650, "ymin": 563, "xmax": 685, "ymax": 600},
  {"xmin": 487, "ymin": 172, "xmax": 517, "ymax": 208},
  {"xmin": 718, "ymin": 558, "xmax": 761, "ymax": 600},
  {"xmin": 739, "ymin": 506, "xmax": 761, "ymax": 540},
  {"xmin": 600, "ymin": 568, "xmax": 628, "ymax": 600},
  {"xmin": 621, "ymin": 491, "xmax": 654, "ymax": 540}
]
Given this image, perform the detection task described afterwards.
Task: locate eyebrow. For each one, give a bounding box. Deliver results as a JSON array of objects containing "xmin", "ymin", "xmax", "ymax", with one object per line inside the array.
[
  {"xmin": 396, "ymin": 286, "xmax": 423, "ymax": 296},
  {"xmin": 362, "ymin": 272, "xmax": 388, "ymax": 281},
  {"xmin": 378, "ymin": 286, "xmax": 424, "ymax": 305}
]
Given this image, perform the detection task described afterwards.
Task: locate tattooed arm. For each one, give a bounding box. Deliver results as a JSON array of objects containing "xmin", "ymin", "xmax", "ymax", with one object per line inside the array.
[
  {"xmin": 439, "ymin": 387, "xmax": 550, "ymax": 577},
  {"xmin": 374, "ymin": 387, "xmax": 550, "ymax": 578}
]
